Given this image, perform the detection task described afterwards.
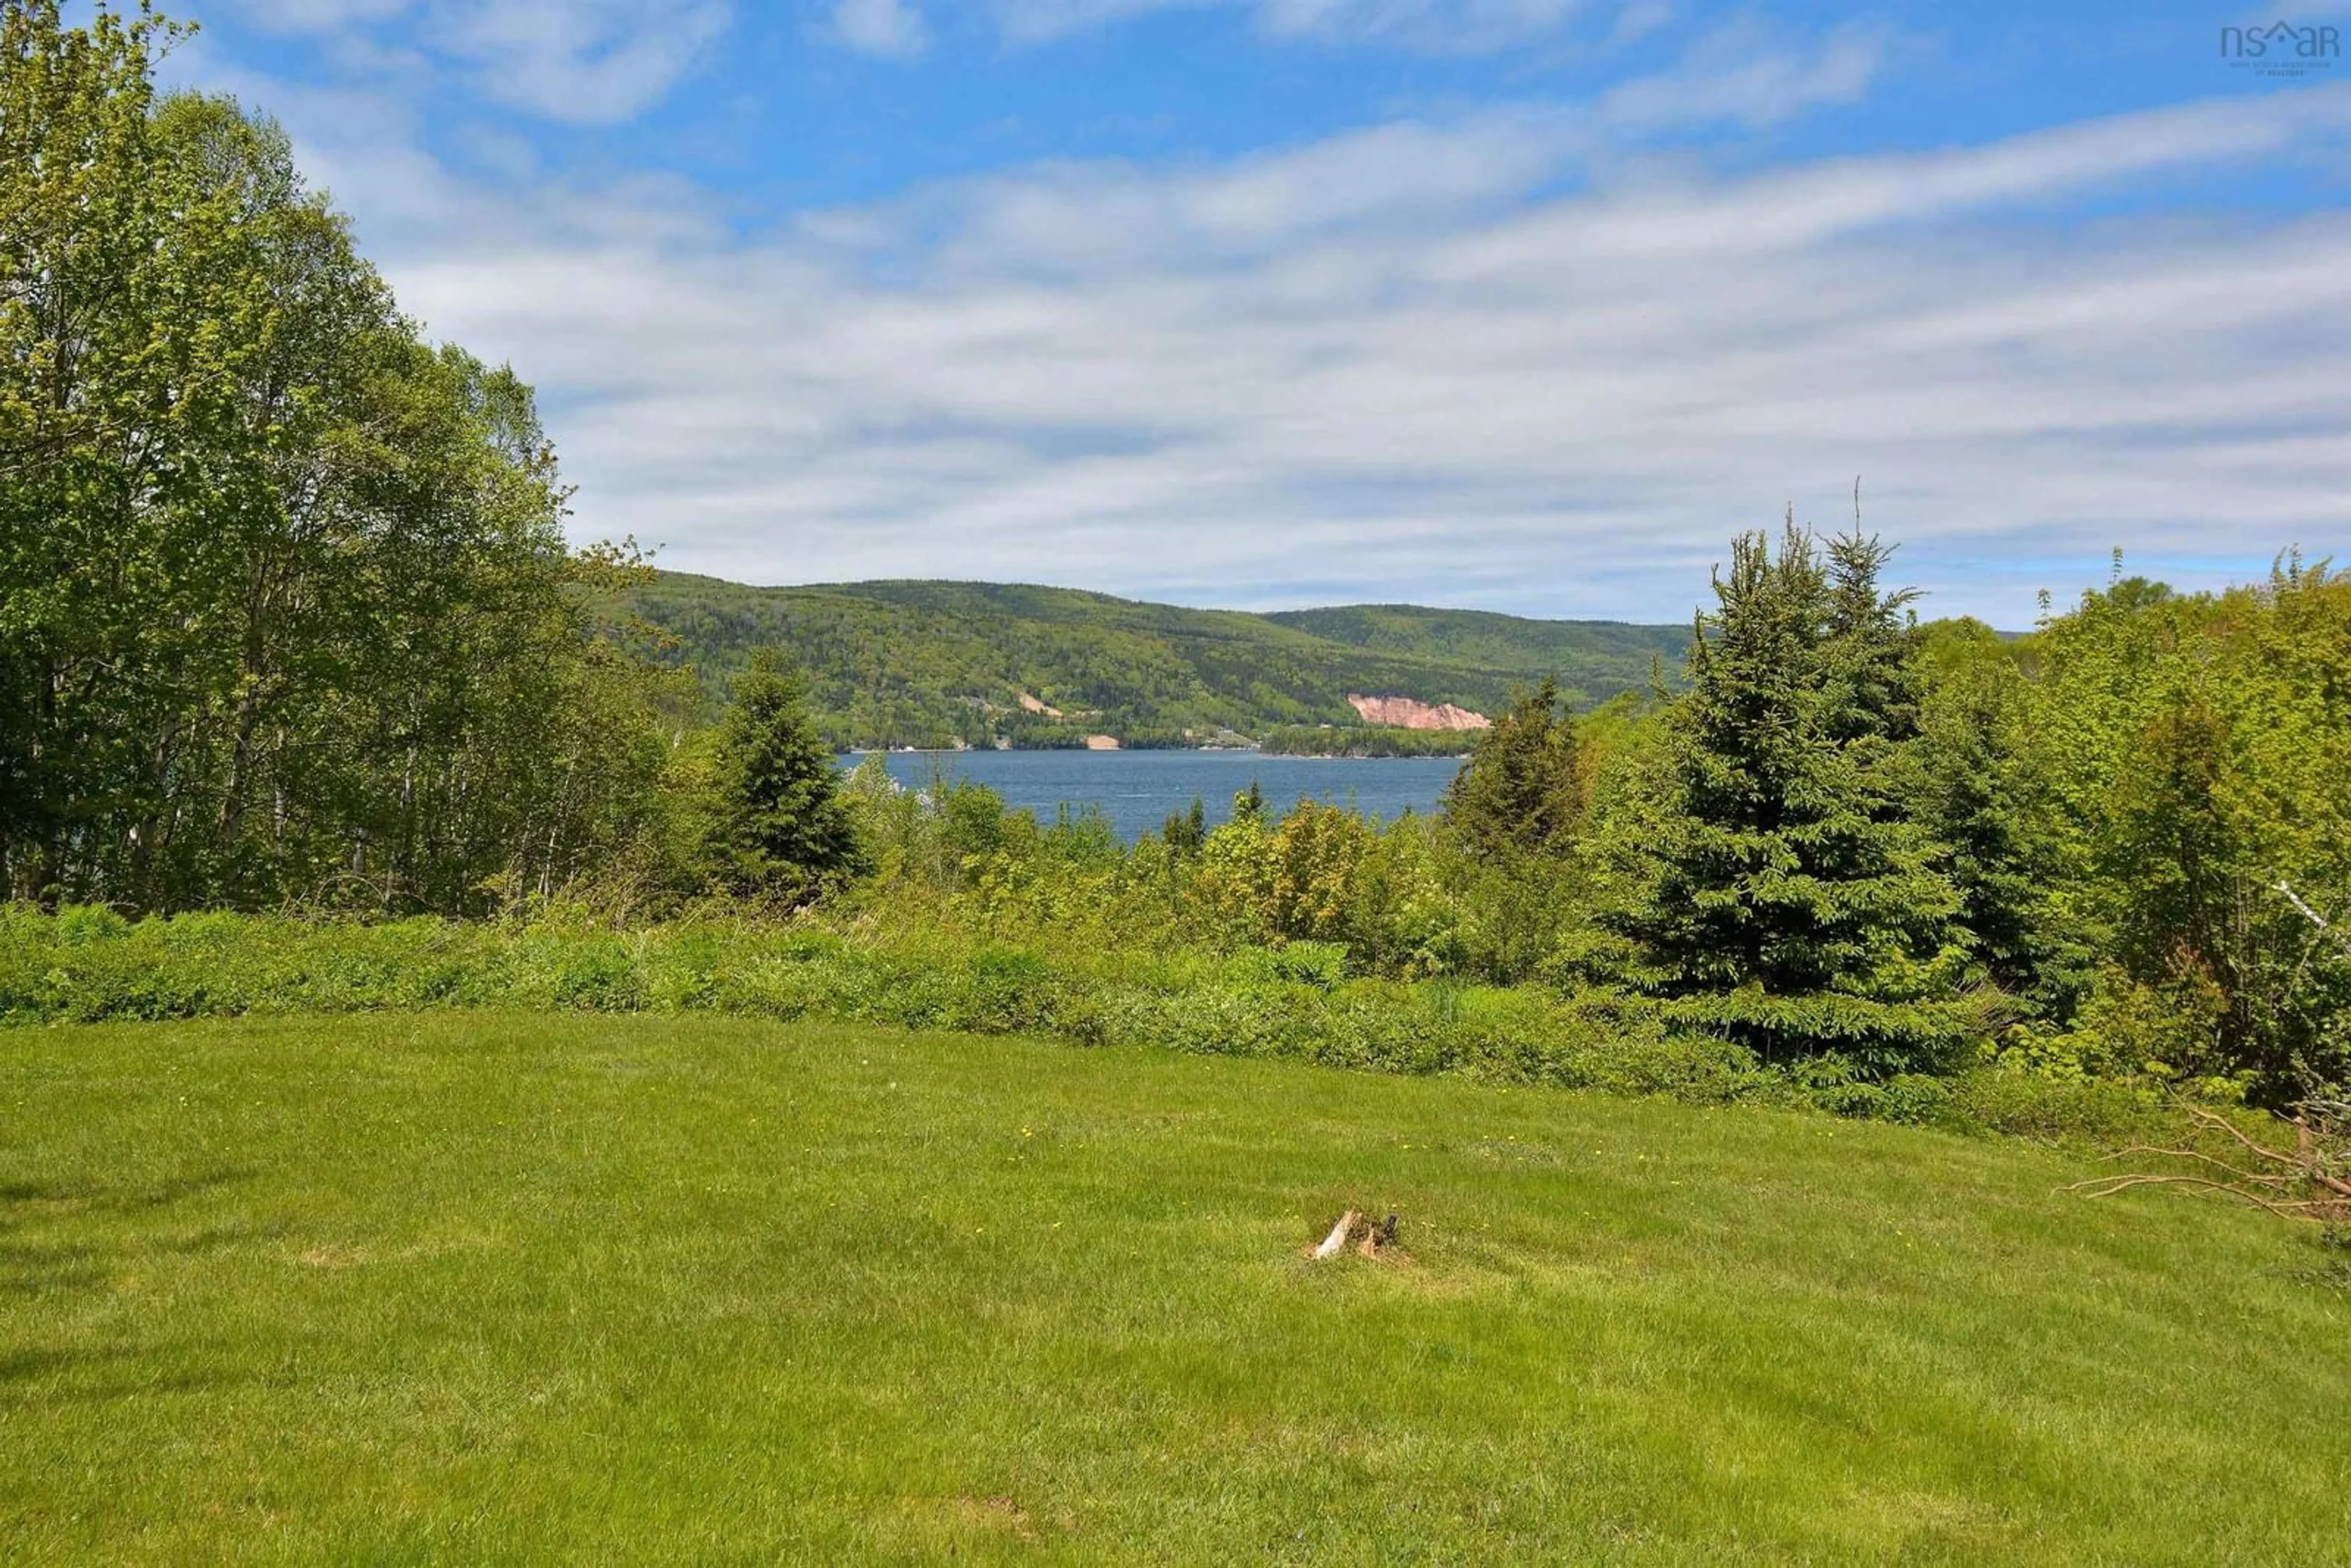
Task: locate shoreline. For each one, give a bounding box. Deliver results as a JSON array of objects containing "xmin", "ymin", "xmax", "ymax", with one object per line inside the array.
[{"xmin": 840, "ymin": 746, "xmax": 1468, "ymax": 759}]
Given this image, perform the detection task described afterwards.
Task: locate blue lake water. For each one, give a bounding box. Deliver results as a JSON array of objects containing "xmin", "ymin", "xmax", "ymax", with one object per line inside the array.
[{"xmin": 851, "ymin": 749, "xmax": 1463, "ymax": 842}]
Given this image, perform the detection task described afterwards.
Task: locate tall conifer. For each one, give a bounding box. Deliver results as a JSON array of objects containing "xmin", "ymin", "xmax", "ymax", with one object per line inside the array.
[
  {"xmin": 1443, "ymin": 676, "xmax": 1582, "ymax": 860},
  {"xmin": 1583, "ymin": 526, "xmax": 1973, "ymax": 1070},
  {"xmin": 710, "ymin": 648, "xmax": 866, "ymax": 899}
]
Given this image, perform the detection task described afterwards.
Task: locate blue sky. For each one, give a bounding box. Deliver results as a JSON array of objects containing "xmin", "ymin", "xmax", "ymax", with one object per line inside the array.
[{"xmin": 167, "ymin": 0, "xmax": 2351, "ymax": 622}]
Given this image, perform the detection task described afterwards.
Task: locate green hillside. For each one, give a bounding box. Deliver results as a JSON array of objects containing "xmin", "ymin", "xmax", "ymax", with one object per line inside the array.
[
  {"xmin": 625, "ymin": 574, "xmax": 1689, "ymax": 750},
  {"xmin": 1265, "ymin": 603, "xmax": 1691, "ymax": 675}
]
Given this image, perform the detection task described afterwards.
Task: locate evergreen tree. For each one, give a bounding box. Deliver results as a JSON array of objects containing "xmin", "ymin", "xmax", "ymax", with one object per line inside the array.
[
  {"xmin": 1162, "ymin": 795, "xmax": 1207, "ymax": 855},
  {"xmin": 1820, "ymin": 531, "xmax": 1924, "ymax": 748},
  {"xmin": 1442, "ymin": 676, "xmax": 1583, "ymax": 860},
  {"xmin": 1583, "ymin": 526, "xmax": 1973, "ymax": 1071},
  {"xmin": 709, "ymin": 648, "xmax": 866, "ymax": 899}
]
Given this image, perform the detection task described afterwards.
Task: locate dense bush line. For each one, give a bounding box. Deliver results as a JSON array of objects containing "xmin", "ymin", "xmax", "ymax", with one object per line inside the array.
[{"xmin": 0, "ymin": 904, "xmax": 2189, "ymax": 1142}]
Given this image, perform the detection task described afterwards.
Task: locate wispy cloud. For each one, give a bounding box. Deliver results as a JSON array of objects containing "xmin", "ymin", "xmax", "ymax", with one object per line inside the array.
[
  {"xmin": 1596, "ymin": 17, "xmax": 1887, "ymax": 132},
  {"xmin": 825, "ymin": 24, "xmax": 1895, "ymax": 272},
  {"xmin": 1252, "ymin": 0, "xmax": 1588, "ymax": 51},
  {"xmin": 224, "ymin": 0, "xmax": 732, "ymax": 121},
  {"xmin": 231, "ymin": 0, "xmax": 414, "ymax": 26},
  {"xmin": 828, "ymin": 0, "xmax": 932, "ymax": 58},
  {"xmin": 984, "ymin": 0, "xmax": 1219, "ymax": 47},
  {"xmin": 863, "ymin": 0, "xmax": 1608, "ymax": 52}
]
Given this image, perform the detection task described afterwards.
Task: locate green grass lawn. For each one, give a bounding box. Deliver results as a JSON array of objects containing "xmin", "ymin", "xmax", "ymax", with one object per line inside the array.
[{"xmin": 4, "ymin": 1016, "xmax": 2346, "ymax": 1564}]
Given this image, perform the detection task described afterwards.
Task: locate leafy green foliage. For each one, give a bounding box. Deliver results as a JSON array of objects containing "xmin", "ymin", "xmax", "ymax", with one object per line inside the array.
[
  {"xmin": 0, "ymin": 904, "xmax": 2196, "ymax": 1141},
  {"xmin": 1263, "ymin": 603, "xmax": 1690, "ymax": 684},
  {"xmin": 2017, "ymin": 555, "xmax": 2351, "ymax": 1100},
  {"xmin": 0, "ymin": 7, "xmax": 677, "ymax": 915}
]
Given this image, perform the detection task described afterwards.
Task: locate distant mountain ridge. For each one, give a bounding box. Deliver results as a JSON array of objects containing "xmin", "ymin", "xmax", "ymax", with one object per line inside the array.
[{"xmin": 625, "ymin": 573, "xmax": 1689, "ymax": 750}]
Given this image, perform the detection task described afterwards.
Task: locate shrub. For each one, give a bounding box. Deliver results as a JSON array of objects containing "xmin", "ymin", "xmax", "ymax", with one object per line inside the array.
[{"xmin": 0, "ymin": 906, "xmax": 2252, "ymax": 1146}]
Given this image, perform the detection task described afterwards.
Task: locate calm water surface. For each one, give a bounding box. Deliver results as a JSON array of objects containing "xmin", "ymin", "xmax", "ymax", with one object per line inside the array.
[{"xmin": 852, "ymin": 749, "xmax": 1463, "ymax": 842}]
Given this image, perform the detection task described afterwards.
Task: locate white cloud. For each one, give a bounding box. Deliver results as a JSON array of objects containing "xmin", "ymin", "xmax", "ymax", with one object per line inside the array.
[
  {"xmin": 447, "ymin": 0, "xmax": 731, "ymax": 121},
  {"xmin": 1254, "ymin": 0, "xmax": 1586, "ymax": 51},
  {"xmin": 977, "ymin": 0, "xmax": 1601, "ymax": 51},
  {"xmin": 988, "ymin": 0, "xmax": 1216, "ymax": 46},
  {"xmin": 232, "ymin": 0, "xmax": 415, "ymax": 26},
  {"xmin": 814, "ymin": 24, "xmax": 1894, "ymax": 276},
  {"xmin": 1597, "ymin": 18, "xmax": 1886, "ymax": 132},
  {"xmin": 1605, "ymin": 0, "xmax": 1671, "ymax": 47},
  {"xmin": 829, "ymin": 0, "xmax": 931, "ymax": 56},
  {"xmin": 812, "ymin": 0, "xmax": 1788, "ymax": 67},
  {"xmin": 187, "ymin": 26, "xmax": 2351, "ymax": 621},
  {"xmin": 225, "ymin": 0, "xmax": 731, "ymax": 122}
]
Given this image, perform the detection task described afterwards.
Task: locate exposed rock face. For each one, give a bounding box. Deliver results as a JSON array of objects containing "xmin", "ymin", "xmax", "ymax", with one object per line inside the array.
[
  {"xmin": 1346, "ymin": 694, "xmax": 1490, "ymax": 730},
  {"xmin": 1018, "ymin": 692, "xmax": 1063, "ymax": 718},
  {"xmin": 1082, "ymin": 733, "xmax": 1121, "ymax": 750}
]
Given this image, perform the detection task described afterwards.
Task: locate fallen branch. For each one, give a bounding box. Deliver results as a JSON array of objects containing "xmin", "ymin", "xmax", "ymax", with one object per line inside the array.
[
  {"xmin": 2069, "ymin": 1102, "xmax": 2350, "ymax": 1226},
  {"xmin": 2101, "ymin": 1142, "xmax": 2279, "ymax": 1187},
  {"xmin": 2068, "ymin": 1172, "xmax": 2334, "ymax": 1222}
]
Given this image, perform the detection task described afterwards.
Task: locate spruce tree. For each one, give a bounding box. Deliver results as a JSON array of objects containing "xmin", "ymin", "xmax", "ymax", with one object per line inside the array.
[
  {"xmin": 1442, "ymin": 676, "xmax": 1582, "ymax": 860},
  {"xmin": 1161, "ymin": 795, "xmax": 1207, "ymax": 855},
  {"xmin": 710, "ymin": 648, "xmax": 866, "ymax": 899},
  {"xmin": 1584, "ymin": 526, "xmax": 1973, "ymax": 1071},
  {"xmin": 1821, "ymin": 531, "xmax": 1924, "ymax": 747}
]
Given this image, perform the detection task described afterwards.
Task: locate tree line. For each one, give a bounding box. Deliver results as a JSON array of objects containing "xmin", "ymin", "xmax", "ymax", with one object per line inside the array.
[
  {"xmin": 2, "ymin": 3, "xmax": 681, "ymax": 910},
  {"xmin": 843, "ymin": 533, "xmax": 2346, "ymax": 1106}
]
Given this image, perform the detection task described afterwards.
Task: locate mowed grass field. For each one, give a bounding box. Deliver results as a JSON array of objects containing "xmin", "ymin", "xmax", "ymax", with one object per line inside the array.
[{"xmin": 4, "ymin": 1016, "xmax": 2347, "ymax": 1564}]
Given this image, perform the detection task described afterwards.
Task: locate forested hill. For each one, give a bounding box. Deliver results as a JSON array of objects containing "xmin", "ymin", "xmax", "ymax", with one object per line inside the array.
[
  {"xmin": 1264, "ymin": 605, "xmax": 1695, "ymax": 674},
  {"xmin": 624, "ymin": 574, "xmax": 1690, "ymax": 750}
]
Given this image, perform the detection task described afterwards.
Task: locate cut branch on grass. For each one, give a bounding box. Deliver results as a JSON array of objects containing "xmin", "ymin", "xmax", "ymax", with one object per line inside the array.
[
  {"xmin": 2068, "ymin": 1172, "xmax": 2334, "ymax": 1222},
  {"xmin": 2069, "ymin": 1103, "xmax": 2351, "ymax": 1225}
]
